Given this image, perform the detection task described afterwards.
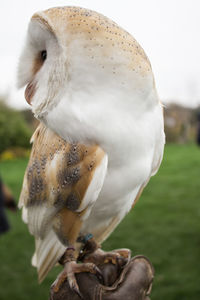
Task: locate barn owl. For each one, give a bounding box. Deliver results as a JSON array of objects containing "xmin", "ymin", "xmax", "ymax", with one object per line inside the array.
[{"xmin": 18, "ymin": 6, "xmax": 165, "ymax": 296}]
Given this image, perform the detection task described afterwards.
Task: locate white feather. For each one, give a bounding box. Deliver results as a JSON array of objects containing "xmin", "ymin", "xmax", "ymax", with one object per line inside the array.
[
  {"xmin": 78, "ymin": 152, "xmax": 108, "ymax": 217},
  {"xmin": 27, "ymin": 205, "xmax": 56, "ymax": 238},
  {"xmin": 22, "ymin": 206, "xmax": 28, "ymax": 223},
  {"xmin": 32, "ymin": 229, "xmax": 66, "ymax": 283}
]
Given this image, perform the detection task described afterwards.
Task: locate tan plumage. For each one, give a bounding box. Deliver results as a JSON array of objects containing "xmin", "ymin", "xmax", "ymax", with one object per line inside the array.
[{"xmin": 31, "ymin": 6, "xmax": 150, "ymax": 75}]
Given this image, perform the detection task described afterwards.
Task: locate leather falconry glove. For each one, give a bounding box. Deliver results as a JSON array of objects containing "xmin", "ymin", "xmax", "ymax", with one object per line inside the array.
[{"xmin": 50, "ymin": 255, "xmax": 154, "ymax": 300}]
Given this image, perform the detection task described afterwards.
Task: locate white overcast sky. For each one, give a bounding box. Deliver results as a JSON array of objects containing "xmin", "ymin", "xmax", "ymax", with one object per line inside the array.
[{"xmin": 0, "ymin": 0, "xmax": 200, "ymax": 109}]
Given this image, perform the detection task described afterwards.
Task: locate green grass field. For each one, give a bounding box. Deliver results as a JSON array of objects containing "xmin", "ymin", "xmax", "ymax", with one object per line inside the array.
[{"xmin": 0, "ymin": 144, "xmax": 200, "ymax": 300}]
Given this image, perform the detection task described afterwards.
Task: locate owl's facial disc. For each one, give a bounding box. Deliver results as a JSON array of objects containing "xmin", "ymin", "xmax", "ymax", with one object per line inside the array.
[
  {"xmin": 24, "ymin": 49, "xmax": 47, "ymax": 105},
  {"xmin": 17, "ymin": 16, "xmax": 63, "ymax": 116}
]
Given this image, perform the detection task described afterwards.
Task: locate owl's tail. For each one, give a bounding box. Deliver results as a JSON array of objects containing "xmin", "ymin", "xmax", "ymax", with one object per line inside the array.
[{"xmin": 32, "ymin": 229, "xmax": 66, "ymax": 283}]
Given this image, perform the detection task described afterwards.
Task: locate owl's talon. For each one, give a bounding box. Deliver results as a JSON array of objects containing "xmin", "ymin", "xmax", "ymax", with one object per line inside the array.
[
  {"xmin": 52, "ymin": 260, "xmax": 103, "ymax": 296},
  {"xmin": 71, "ymin": 283, "xmax": 83, "ymax": 299},
  {"xmin": 94, "ymin": 266, "xmax": 104, "ymax": 283},
  {"xmin": 52, "ymin": 271, "xmax": 67, "ymax": 293}
]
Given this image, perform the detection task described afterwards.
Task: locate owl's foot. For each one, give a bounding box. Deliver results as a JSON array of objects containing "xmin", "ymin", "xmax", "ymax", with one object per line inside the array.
[
  {"xmin": 82, "ymin": 248, "xmax": 131, "ymax": 266},
  {"xmin": 79, "ymin": 235, "xmax": 131, "ymax": 266},
  {"xmin": 52, "ymin": 249, "xmax": 103, "ymax": 298}
]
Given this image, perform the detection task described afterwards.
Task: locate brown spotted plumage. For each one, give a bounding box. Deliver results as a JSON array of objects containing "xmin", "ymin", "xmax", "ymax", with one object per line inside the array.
[
  {"xmin": 21, "ymin": 123, "xmax": 105, "ymax": 207},
  {"xmin": 19, "ymin": 122, "xmax": 107, "ymax": 281}
]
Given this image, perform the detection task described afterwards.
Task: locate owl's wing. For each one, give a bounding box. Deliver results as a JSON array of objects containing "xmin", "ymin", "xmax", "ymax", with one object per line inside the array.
[{"xmin": 19, "ymin": 123, "xmax": 108, "ymax": 281}]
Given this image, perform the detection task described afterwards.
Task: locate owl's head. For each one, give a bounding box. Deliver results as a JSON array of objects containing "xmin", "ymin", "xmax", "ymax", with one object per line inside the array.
[
  {"xmin": 18, "ymin": 6, "xmax": 151, "ymax": 119},
  {"xmin": 17, "ymin": 8, "xmax": 69, "ymax": 117}
]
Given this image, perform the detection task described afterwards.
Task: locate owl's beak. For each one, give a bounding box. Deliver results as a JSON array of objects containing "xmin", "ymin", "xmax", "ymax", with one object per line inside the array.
[{"xmin": 25, "ymin": 82, "xmax": 36, "ymax": 105}]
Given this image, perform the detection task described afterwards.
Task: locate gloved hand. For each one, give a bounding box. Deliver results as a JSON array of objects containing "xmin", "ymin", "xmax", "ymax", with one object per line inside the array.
[{"xmin": 49, "ymin": 255, "xmax": 154, "ymax": 300}]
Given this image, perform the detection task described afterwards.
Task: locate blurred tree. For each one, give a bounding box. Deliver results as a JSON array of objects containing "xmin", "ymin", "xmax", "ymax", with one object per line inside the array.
[
  {"xmin": 164, "ymin": 103, "xmax": 197, "ymax": 143},
  {"xmin": 196, "ymin": 110, "xmax": 200, "ymax": 146},
  {"xmin": 0, "ymin": 99, "xmax": 32, "ymax": 154}
]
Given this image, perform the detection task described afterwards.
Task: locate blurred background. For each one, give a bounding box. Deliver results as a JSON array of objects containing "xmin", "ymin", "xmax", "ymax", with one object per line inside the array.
[{"xmin": 0, "ymin": 0, "xmax": 200, "ymax": 299}]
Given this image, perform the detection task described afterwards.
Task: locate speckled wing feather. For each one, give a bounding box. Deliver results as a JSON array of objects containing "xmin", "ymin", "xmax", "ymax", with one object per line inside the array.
[{"xmin": 19, "ymin": 122, "xmax": 108, "ymax": 281}]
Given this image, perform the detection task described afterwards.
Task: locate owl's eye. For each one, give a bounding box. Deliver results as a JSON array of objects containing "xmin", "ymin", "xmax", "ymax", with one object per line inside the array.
[{"xmin": 41, "ymin": 50, "xmax": 47, "ymax": 61}]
